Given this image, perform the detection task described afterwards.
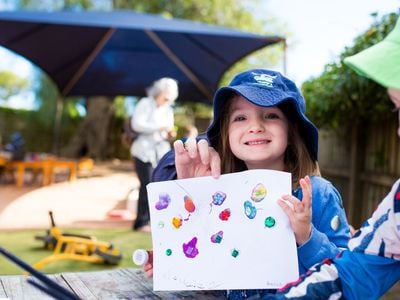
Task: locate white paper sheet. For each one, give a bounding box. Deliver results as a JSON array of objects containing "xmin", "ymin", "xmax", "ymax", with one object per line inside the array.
[{"xmin": 147, "ymin": 169, "xmax": 299, "ymax": 291}]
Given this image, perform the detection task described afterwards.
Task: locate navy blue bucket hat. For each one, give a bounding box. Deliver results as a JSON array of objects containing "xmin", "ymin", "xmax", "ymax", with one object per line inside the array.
[{"xmin": 207, "ymin": 69, "xmax": 319, "ymax": 160}]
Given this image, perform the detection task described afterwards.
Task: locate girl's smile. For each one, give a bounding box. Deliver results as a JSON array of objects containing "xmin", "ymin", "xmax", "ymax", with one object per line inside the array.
[
  {"xmin": 244, "ymin": 139, "xmax": 271, "ymax": 146},
  {"xmin": 228, "ymin": 95, "xmax": 289, "ymax": 170}
]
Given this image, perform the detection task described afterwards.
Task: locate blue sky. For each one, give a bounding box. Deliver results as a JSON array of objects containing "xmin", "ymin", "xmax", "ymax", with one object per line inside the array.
[{"xmin": 264, "ymin": 0, "xmax": 399, "ymax": 84}]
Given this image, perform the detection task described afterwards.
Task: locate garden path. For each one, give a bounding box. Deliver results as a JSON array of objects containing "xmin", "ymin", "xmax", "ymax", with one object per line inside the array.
[{"xmin": 0, "ymin": 160, "xmax": 138, "ymax": 230}]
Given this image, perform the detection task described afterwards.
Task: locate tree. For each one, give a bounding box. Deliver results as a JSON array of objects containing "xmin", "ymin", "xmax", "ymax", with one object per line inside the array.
[
  {"xmin": 302, "ymin": 13, "xmax": 397, "ymax": 130},
  {"xmin": 0, "ymin": 70, "xmax": 28, "ymax": 100}
]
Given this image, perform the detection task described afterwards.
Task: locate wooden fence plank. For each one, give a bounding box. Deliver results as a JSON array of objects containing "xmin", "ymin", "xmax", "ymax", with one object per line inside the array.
[{"xmin": 319, "ymin": 120, "xmax": 400, "ymax": 227}]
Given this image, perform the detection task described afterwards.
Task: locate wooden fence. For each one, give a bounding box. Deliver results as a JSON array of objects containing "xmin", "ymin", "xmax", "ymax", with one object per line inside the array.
[{"xmin": 318, "ymin": 115, "xmax": 399, "ymax": 227}]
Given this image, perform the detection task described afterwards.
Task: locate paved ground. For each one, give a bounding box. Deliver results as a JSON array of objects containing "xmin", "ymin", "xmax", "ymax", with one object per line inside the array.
[{"xmin": 0, "ymin": 160, "xmax": 139, "ymax": 230}]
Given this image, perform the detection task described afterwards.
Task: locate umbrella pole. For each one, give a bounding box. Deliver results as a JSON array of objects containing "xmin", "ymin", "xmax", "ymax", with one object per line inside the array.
[
  {"xmin": 145, "ymin": 30, "xmax": 213, "ymax": 101},
  {"xmin": 52, "ymin": 96, "xmax": 64, "ymax": 155}
]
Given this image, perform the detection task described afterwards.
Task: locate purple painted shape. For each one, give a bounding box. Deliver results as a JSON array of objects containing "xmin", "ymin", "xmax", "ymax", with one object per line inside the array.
[
  {"xmin": 210, "ymin": 231, "xmax": 223, "ymax": 243},
  {"xmin": 182, "ymin": 237, "xmax": 199, "ymax": 258},
  {"xmin": 155, "ymin": 193, "xmax": 171, "ymax": 210}
]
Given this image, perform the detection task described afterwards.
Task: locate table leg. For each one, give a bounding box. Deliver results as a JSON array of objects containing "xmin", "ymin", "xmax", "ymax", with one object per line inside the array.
[
  {"xmin": 42, "ymin": 163, "xmax": 53, "ymax": 186},
  {"xmin": 16, "ymin": 165, "xmax": 25, "ymax": 187},
  {"xmin": 69, "ymin": 163, "xmax": 77, "ymax": 181}
]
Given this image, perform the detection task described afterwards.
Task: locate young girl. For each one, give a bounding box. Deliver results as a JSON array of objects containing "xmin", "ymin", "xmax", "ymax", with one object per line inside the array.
[{"xmin": 146, "ymin": 69, "xmax": 350, "ymax": 298}]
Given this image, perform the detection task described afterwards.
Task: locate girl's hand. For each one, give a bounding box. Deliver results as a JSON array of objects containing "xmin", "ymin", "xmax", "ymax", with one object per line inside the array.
[
  {"xmin": 174, "ymin": 137, "xmax": 221, "ymax": 179},
  {"xmin": 278, "ymin": 176, "xmax": 312, "ymax": 246},
  {"xmin": 143, "ymin": 250, "xmax": 154, "ymax": 278}
]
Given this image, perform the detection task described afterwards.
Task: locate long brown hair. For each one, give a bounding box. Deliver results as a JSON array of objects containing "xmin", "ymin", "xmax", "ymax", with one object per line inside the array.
[{"xmin": 214, "ymin": 94, "xmax": 320, "ymax": 189}]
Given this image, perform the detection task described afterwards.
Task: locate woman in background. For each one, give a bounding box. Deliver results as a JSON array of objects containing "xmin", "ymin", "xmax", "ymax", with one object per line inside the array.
[{"xmin": 130, "ymin": 77, "xmax": 178, "ymax": 232}]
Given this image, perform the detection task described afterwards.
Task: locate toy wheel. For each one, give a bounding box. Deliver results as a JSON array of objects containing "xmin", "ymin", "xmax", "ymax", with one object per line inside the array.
[
  {"xmin": 35, "ymin": 232, "xmax": 57, "ymax": 250},
  {"xmin": 94, "ymin": 247, "xmax": 122, "ymax": 265}
]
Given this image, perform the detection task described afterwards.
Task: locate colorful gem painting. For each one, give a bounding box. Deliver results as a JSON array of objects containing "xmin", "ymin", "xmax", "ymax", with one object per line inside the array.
[
  {"xmin": 183, "ymin": 237, "xmax": 199, "ymax": 258},
  {"xmin": 244, "ymin": 201, "xmax": 257, "ymax": 219},
  {"xmin": 147, "ymin": 169, "xmax": 297, "ymax": 291},
  {"xmin": 210, "ymin": 231, "xmax": 224, "ymax": 243},
  {"xmin": 251, "ymin": 183, "xmax": 267, "ymax": 202},
  {"xmin": 212, "ymin": 191, "xmax": 227, "ymax": 206},
  {"xmin": 172, "ymin": 216, "xmax": 182, "ymax": 229},
  {"xmin": 184, "ymin": 195, "xmax": 196, "ymax": 213},
  {"xmin": 219, "ymin": 208, "xmax": 231, "ymax": 221},
  {"xmin": 231, "ymin": 248, "xmax": 240, "ymax": 258},
  {"xmin": 155, "ymin": 193, "xmax": 171, "ymax": 210},
  {"xmin": 264, "ymin": 216, "xmax": 276, "ymax": 228}
]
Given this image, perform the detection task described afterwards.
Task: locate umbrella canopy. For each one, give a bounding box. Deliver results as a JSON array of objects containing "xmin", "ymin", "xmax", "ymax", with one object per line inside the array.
[{"xmin": 0, "ymin": 10, "xmax": 284, "ymax": 103}]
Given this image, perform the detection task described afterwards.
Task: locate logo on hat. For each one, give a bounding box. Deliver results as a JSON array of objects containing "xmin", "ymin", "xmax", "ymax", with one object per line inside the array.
[{"xmin": 252, "ymin": 72, "xmax": 276, "ymax": 87}]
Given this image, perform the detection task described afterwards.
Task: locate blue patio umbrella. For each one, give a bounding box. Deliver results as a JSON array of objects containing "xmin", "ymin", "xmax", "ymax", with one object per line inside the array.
[{"xmin": 0, "ymin": 10, "xmax": 284, "ymax": 103}]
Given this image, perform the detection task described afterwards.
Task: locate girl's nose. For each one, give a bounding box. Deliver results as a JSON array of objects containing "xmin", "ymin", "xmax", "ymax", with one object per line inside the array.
[{"xmin": 248, "ymin": 120, "xmax": 264, "ymax": 133}]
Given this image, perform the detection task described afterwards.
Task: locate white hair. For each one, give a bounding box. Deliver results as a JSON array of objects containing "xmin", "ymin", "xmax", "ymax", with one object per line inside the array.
[{"xmin": 146, "ymin": 77, "xmax": 179, "ymax": 101}]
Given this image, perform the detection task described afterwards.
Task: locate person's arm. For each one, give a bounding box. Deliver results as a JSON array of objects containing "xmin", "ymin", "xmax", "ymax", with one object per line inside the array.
[
  {"xmin": 349, "ymin": 179, "xmax": 400, "ymax": 258},
  {"xmin": 261, "ymin": 257, "xmax": 343, "ymax": 300},
  {"xmin": 336, "ymin": 251, "xmax": 400, "ymax": 300},
  {"xmin": 262, "ymin": 252, "xmax": 400, "ymax": 300},
  {"xmin": 296, "ymin": 177, "xmax": 351, "ymax": 271}
]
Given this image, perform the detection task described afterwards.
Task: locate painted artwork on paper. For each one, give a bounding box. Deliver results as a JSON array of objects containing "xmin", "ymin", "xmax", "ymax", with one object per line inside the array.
[{"xmin": 147, "ymin": 169, "xmax": 299, "ymax": 291}]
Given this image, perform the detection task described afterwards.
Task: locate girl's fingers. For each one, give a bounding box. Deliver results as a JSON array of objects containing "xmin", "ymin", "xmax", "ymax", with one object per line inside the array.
[
  {"xmin": 145, "ymin": 268, "xmax": 153, "ymax": 278},
  {"xmin": 143, "ymin": 251, "xmax": 154, "ymax": 278},
  {"xmin": 299, "ymin": 176, "xmax": 312, "ymax": 210},
  {"xmin": 175, "ymin": 138, "xmax": 220, "ymax": 179},
  {"xmin": 197, "ymin": 139, "xmax": 211, "ymax": 165},
  {"xmin": 173, "ymin": 139, "xmax": 185, "ymax": 154},
  {"xmin": 208, "ymin": 147, "xmax": 221, "ymax": 178},
  {"xmin": 278, "ymin": 198, "xmax": 294, "ymax": 217},
  {"xmin": 184, "ymin": 137, "xmax": 198, "ymax": 158},
  {"xmin": 143, "ymin": 261, "xmax": 153, "ymax": 278},
  {"xmin": 281, "ymin": 194, "xmax": 303, "ymax": 211}
]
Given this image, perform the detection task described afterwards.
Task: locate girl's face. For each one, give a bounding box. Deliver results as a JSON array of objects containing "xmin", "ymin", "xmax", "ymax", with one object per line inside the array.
[
  {"xmin": 228, "ymin": 96, "xmax": 289, "ymax": 171},
  {"xmin": 388, "ymin": 88, "xmax": 400, "ymax": 137}
]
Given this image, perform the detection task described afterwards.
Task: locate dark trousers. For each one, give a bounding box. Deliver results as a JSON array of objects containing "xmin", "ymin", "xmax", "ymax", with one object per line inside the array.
[{"xmin": 133, "ymin": 157, "xmax": 154, "ymax": 230}]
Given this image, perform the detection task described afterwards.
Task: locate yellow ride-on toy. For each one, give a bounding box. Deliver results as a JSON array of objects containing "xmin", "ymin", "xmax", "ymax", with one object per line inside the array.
[{"xmin": 34, "ymin": 211, "xmax": 122, "ymax": 270}]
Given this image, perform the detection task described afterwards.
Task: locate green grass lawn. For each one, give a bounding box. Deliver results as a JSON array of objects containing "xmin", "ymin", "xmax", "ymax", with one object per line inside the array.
[{"xmin": 0, "ymin": 228, "xmax": 152, "ymax": 275}]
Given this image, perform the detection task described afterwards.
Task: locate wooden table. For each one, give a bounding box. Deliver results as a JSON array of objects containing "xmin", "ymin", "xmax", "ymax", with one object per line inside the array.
[
  {"xmin": 0, "ymin": 156, "xmax": 7, "ymax": 167},
  {"xmin": 5, "ymin": 159, "xmax": 77, "ymax": 187},
  {"xmin": 0, "ymin": 268, "xmax": 224, "ymax": 299}
]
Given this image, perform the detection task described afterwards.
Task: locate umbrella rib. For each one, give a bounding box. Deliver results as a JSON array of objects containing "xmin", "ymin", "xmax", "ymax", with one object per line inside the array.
[
  {"xmin": 145, "ymin": 29, "xmax": 213, "ymax": 101},
  {"xmin": 61, "ymin": 28, "xmax": 116, "ymax": 97}
]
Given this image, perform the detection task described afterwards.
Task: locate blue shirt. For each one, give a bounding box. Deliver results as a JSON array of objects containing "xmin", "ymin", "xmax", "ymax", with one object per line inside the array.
[{"xmin": 295, "ymin": 176, "xmax": 350, "ymax": 274}]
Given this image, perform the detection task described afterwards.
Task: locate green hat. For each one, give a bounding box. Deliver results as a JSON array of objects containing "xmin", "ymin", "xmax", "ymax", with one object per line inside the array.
[{"xmin": 344, "ymin": 16, "xmax": 400, "ymax": 89}]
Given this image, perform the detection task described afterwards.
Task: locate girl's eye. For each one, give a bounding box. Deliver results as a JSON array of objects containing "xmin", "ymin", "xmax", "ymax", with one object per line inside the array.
[
  {"xmin": 265, "ymin": 113, "xmax": 280, "ymax": 119},
  {"xmin": 232, "ymin": 115, "xmax": 246, "ymax": 122}
]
